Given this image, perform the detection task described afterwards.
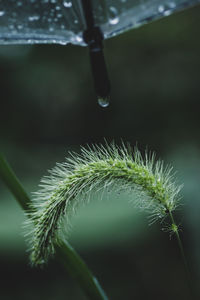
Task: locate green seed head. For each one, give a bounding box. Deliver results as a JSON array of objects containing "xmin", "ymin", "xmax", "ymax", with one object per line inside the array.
[{"xmin": 26, "ymin": 143, "xmax": 182, "ymax": 266}]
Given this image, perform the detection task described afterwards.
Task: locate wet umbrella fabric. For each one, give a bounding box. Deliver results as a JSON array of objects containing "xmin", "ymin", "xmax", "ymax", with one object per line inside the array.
[
  {"xmin": 0, "ymin": 0, "xmax": 85, "ymax": 45},
  {"xmin": 0, "ymin": 0, "xmax": 199, "ymax": 104},
  {"xmin": 0, "ymin": 0, "xmax": 199, "ymax": 45}
]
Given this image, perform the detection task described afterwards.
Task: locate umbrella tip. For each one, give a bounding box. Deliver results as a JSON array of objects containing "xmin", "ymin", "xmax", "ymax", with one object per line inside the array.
[{"xmin": 98, "ymin": 96, "xmax": 110, "ymax": 108}]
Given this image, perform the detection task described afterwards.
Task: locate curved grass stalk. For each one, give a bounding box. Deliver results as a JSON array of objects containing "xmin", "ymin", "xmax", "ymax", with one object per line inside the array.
[
  {"xmin": 27, "ymin": 143, "xmax": 182, "ymax": 266},
  {"xmin": 0, "ymin": 144, "xmax": 196, "ymax": 298}
]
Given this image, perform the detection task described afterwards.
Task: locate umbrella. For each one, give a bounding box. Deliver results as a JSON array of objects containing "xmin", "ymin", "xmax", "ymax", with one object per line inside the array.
[{"xmin": 0, "ymin": 0, "xmax": 199, "ymax": 106}]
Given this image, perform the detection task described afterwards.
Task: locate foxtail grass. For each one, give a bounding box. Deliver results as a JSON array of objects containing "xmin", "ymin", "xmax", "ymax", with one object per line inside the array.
[{"xmin": 26, "ymin": 143, "xmax": 182, "ymax": 266}]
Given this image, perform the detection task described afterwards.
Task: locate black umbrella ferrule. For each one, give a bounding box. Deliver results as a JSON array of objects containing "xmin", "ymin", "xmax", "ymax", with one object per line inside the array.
[
  {"xmin": 81, "ymin": 0, "xmax": 110, "ymax": 100},
  {"xmin": 83, "ymin": 26, "xmax": 103, "ymax": 51},
  {"xmin": 83, "ymin": 27, "xmax": 110, "ymax": 99}
]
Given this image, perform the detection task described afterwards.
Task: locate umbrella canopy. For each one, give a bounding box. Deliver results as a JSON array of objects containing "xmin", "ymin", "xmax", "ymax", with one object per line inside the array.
[{"xmin": 0, "ymin": 0, "xmax": 199, "ymax": 46}]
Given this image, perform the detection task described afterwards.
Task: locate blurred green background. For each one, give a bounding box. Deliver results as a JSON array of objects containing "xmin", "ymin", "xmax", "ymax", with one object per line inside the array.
[{"xmin": 1, "ymin": 5, "xmax": 200, "ymax": 300}]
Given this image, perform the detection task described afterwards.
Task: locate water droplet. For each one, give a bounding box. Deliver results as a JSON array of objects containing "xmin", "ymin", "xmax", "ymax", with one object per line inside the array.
[
  {"xmin": 0, "ymin": 11, "xmax": 5, "ymax": 17},
  {"xmin": 158, "ymin": 5, "xmax": 164, "ymax": 13},
  {"xmin": 17, "ymin": 24, "xmax": 23, "ymax": 30},
  {"xmin": 63, "ymin": 1, "xmax": 72, "ymax": 8},
  {"xmin": 59, "ymin": 40, "xmax": 67, "ymax": 45},
  {"xmin": 158, "ymin": 3, "xmax": 175, "ymax": 16},
  {"xmin": 75, "ymin": 36, "xmax": 82, "ymax": 43},
  {"xmin": 28, "ymin": 15, "xmax": 40, "ymax": 21},
  {"xmin": 163, "ymin": 10, "xmax": 171, "ymax": 17},
  {"xmin": 110, "ymin": 17, "xmax": 119, "ymax": 25},
  {"xmin": 98, "ymin": 97, "xmax": 110, "ymax": 108},
  {"xmin": 109, "ymin": 7, "xmax": 119, "ymax": 25}
]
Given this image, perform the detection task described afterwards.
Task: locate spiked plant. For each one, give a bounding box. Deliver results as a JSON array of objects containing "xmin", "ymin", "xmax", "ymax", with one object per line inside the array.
[
  {"xmin": 26, "ymin": 143, "xmax": 182, "ymax": 266},
  {"xmin": 0, "ymin": 143, "xmax": 195, "ymax": 299}
]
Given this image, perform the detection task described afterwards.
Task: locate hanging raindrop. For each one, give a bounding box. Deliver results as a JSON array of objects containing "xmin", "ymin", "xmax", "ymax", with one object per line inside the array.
[{"xmin": 98, "ymin": 97, "xmax": 110, "ymax": 108}]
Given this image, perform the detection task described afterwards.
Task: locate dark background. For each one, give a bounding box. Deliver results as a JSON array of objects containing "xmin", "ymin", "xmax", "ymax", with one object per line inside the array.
[{"xmin": 1, "ymin": 5, "xmax": 200, "ymax": 300}]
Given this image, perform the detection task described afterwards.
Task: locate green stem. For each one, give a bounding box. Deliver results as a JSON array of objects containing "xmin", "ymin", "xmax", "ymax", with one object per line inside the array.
[
  {"xmin": 0, "ymin": 153, "xmax": 30, "ymax": 212},
  {"xmin": 0, "ymin": 153, "xmax": 108, "ymax": 300},
  {"xmin": 57, "ymin": 240, "xmax": 108, "ymax": 300},
  {"xmin": 169, "ymin": 210, "xmax": 196, "ymax": 299}
]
